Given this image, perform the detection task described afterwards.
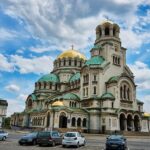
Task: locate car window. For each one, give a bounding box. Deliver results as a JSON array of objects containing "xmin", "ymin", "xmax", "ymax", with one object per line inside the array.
[
  {"xmin": 64, "ymin": 133, "xmax": 76, "ymax": 137},
  {"xmin": 52, "ymin": 132, "xmax": 59, "ymax": 137},
  {"xmin": 38, "ymin": 132, "xmax": 50, "ymax": 137}
]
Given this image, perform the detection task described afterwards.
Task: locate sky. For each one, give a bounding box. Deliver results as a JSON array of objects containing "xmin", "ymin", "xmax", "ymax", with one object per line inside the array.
[{"xmin": 0, "ymin": 0, "xmax": 150, "ymax": 116}]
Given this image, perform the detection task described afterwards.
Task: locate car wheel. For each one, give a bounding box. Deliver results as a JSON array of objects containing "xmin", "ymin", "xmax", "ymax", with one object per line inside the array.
[
  {"xmin": 2, "ymin": 136, "xmax": 6, "ymax": 141},
  {"xmin": 32, "ymin": 140, "xmax": 36, "ymax": 145},
  {"xmin": 62, "ymin": 145, "xmax": 66, "ymax": 148},
  {"xmin": 38, "ymin": 144, "xmax": 42, "ymax": 147},
  {"xmin": 76, "ymin": 142, "xmax": 79, "ymax": 148},
  {"xmin": 83, "ymin": 140, "xmax": 86, "ymax": 146},
  {"xmin": 51, "ymin": 141, "xmax": 56, "ymax": 147}
]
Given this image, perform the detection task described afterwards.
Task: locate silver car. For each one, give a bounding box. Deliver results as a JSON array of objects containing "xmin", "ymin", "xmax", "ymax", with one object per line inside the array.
[
  {"xmin": 62, "ymin": 132, "xmax": 86, "ymax": 148},
  {"xmin": 0, "ymin": 130, "xmax": 8, "ymax": 141}
]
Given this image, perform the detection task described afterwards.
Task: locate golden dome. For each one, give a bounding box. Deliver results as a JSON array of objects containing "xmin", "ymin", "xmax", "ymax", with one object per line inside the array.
[
  {"xmin": 143, "ymin": 112, "xmax": 150, "ymax": 117},
  {"xmin": 52, "ymin": 101, "xmax": 64, "ymax": 107},
  {"xmin": 57, "ymin": 49, "xmax": 86, "ymax": 60}
]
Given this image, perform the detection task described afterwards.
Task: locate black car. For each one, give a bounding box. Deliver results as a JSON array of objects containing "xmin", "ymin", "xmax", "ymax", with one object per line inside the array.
[
  {"xmin": 106, "ymin": 135, "xmax": 127, "ymax": 150},
  {"xmin": 37, "ymin": 131, "xmax": 62, "ymax": 146},
  {"xmin": 18, "ymin": 132, "xmax": 38, "ymax": 145}
]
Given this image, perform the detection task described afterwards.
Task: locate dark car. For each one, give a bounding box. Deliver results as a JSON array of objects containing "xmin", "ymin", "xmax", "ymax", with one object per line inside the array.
[
  {"xmin": 18, "ymin": 132, "xmax": 38, "ymax": 145},
  {"xmin": 106, "ymin": 135, "xmax": 127, "ymax": 150},
  {"xmin": 37, "ymin": 131, "xmax": 62, "ymax": 146}
]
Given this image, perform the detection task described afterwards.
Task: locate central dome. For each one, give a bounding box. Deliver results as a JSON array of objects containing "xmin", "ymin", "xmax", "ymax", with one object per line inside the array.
[{"xmin": 57, "ymin": 49, "xmax": 86, "ymax": 60}]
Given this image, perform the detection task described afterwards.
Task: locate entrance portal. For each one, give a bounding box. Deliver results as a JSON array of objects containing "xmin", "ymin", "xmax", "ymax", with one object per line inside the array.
[
  {"xmin": 134, "ymin": 115, "xmax": 140, "ymax": 131},
  {"xmin": 120, "ymin": 113, "xmax": 126, "ymax": 131},
  {"xmin": 59, "ymin": 113, "xmax": 67, "ymax": 128},
  {"xmin": 127, "ymin": 115, "xmax": 133, "ymax": 131}
]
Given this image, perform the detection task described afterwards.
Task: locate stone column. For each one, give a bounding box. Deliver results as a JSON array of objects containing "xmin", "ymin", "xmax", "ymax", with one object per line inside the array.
[
  {"xmin": 124, "ymin": 118, "xmax": 127, "ymax": 131},
  {"xmin": 110, "ymin": 26, "xmax": 113, "ymax": 36},
  {"xmin": 101, "ymin": 27, "xmax": 105, "ymax": 37}
]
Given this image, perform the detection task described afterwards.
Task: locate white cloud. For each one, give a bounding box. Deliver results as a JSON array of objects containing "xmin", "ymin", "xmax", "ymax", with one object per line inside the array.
[
  {"xmin": 129, "ymin": 61, "xmax": 150, "ymax": 90},
  {"xmin": 5, "ymin": 84, "xmax": 20, "ymax": 92},
  {"xmin": 7, "ymin": 98, "xmax": 25, "ymax": 116},
  {"xmin": 2, "ymin": 0, "xmax": 149, "ymax": 52},
  {"xmin": 0, "ymin": 54, "xmax": 14, "ymax": 72},
  {"xmin": 11, "ymin": 55, "xmax": 53, "ymax": 74}
]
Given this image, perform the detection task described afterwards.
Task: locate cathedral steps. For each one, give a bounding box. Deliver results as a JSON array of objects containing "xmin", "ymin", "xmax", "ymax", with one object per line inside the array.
[{"xmin": 122, "ymin": 131, "xmax": 150, "ymax": 136}]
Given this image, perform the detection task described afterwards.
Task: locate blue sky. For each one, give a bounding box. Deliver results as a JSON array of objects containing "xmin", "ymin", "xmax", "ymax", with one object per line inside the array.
[{"xmin": 0, "ymin": 0, "xmax": 150, "ymax": 116}]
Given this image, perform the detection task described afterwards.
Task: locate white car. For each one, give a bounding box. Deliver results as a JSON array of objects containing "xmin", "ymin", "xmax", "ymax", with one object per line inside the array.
[
  {"xmin": 0, "ymin": 130, "xmax": 8, "ymax": 141},
  {"xmin": 62, "ymin": 132, "xmax": 86, "ymax": 148}
]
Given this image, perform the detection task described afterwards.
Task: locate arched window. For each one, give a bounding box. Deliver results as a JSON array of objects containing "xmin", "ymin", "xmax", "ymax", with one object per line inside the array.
[
  {"xmin": 49, "ymin": 83, "xmax": 52, "ymax": 89},
  {"xmin": 69, "ymin": 101, "xmax": 71, "ymax": 107},
  {"xmin": 74, "ymin": 102, "xmax": 77, "ymax": 107},
  {"xmin": 113, "ymin": 28, "xmax": 116, "ymax": 36},
  {"xmin": 69, "ymin": 59, "xmax": 71, "ymax": 66},
  {"xmin": 71, "ymin": 117, "xmax": 76, "ymax": 127},
  {"xmin": 64, "ymin": 59, "xmax": 66, "ymax": 66},
  {"xmin": 77, "ymin": 118, "xmax": 81, "ymax": 127},
  {"xmin": 93, "ymin": 86, "xmax": 96, "ymax": 94},
  {"xmin": 74, "ymin": 60, "xmax": 77, "ymax": 66},
  {"xmin": 124, "ymin": 85, "xmax": 126, "ymax": 99},
  {"xmin": 44, "ymin": 82, "xmax": 46, "ymax": 89},
  {"xmin": 83, "ymin": 118, "xmax": 87, "ymax": 127},
  {"xmin": 120, "ymin": 86, "xmax": 123, "ymax": 99},
  {"xmin": 105, "ymin": 27, "xmax": 109, "ymax": 35},
  {"xmin": 127, "ymin": 88, "xmax": 130, "ymax": 100},
  {"xmin": 39, "ymin": 82, "xmax": 41, "ymax": 89}
]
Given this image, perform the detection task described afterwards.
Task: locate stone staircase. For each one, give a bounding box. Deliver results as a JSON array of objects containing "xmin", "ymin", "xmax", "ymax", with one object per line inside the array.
[{"xmin": 122, "ymin": 131, "xmax": 150, "ymax": 136}]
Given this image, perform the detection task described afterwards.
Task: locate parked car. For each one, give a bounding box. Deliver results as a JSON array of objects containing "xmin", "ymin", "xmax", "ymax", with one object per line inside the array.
[
  {"xmin": 0, "ymin": 130, "xmax": 8, "ymax": 141},
  {"xmin": 105, "ymin": 135, "xmax": 127, "ymax": 150},
  {"xmin": 18, "ymin": 132, "xmax": 38, "ymax": 145},
  {"xmin": 62, "ymin": 131, "xmax": 86, "ymax": 148},
  {"xmin": 37, "ymin": 131, "xmax": 62, "ymax": 146}
]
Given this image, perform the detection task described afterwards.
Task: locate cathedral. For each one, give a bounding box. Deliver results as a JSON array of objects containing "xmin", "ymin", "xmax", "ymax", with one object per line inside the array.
[{"xmin": 11, "ymin": 20, "xmax": 150, "ymax": 133}]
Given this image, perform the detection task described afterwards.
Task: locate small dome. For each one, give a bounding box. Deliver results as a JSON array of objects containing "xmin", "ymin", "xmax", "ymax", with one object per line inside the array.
[
  {"xmin": 143, "ymin": 112, "xmax": 150, "ymax": 117},
  {"xmin": 69, "ymin": 73, "xmax": 80, "ymax": 82},
  {"xmin": 38, "ymin": 73, "xmax": 59, "ymax": 83},
  {"xmin": 57, "ymin": 49, "xmax": 86, "ymax": 60},
  {"xmin": 52, "ymin": 101, "xmax": 64, "ymax": 107},
  {"xmin": 100, "ymin": 19, "xmax": 114, "ymax": 25}
]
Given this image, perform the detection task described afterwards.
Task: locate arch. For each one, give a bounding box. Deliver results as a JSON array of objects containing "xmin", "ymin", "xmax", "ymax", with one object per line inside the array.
[
  {"xmin": 120, "ymin": 113, "xmax": 126, "ymax": 131},
  {"xmin": 71, "ymin": 117, "xmax": 76, "ymax": 127},
  {"xmin": 134, "ymin": 115, "xmax": 140, "ymax": 131},
  {"xmin": 77, "ymin": 118, "xmax": 81, "ymax": 127},
  {"xmin": 105, "ymin": 26, "xmax": 109, "ymax": 36},
  {"xmin": 83, "ymin": 118, "xmax": 87, "ymax": 127},
  {"xmin": 59, "ymin": 112, "xmax": 67, "ymax": 128},
  {"xmin": 127, "ymin": 114, "xmax": 133, "ymax": 131},
  {"xmin": 69, "ymin": 101, "xmax": 71, "ymax": 107},
  {"xmin": 74, "ymin": 59, "xmax": 77, "ymax": 66}
]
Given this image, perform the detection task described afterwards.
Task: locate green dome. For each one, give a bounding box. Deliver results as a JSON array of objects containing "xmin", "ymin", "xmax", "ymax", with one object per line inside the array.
[
  {"xmin": 85, "ymin": 56, "xmax": 105, "ymax": 66},
  {"xmin": 38, "ymin": 73, "xmax": 59, "ymax": 83},
  {"xmin": 54, "ymin": 93, "xmax": 80, "ymax": 101},
  {"xmin": 100, "ymin": 92, "xmax": 115, "ymax": 100},
  {"xmin": 69, "ymin": 73, "xmax": 80, "ymax": 82}
]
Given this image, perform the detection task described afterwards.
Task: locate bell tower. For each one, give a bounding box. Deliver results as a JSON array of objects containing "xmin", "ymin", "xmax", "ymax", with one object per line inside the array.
[
  {"xmin": 95, "ymin": 20, "xmax": 120, "ymax": 45},
  {"xmin": 90, "ymin": 20, "xmax": 125, "ymax": 67}
]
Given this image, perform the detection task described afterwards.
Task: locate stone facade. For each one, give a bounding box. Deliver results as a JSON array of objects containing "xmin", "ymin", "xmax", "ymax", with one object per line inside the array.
[
  {"xmin": 11, "ymin": 20, "xmax": 150, "ymax": 133},
  {"xmin": 0, "ymin": 99, "xmax": 8, "ymax": 128}
]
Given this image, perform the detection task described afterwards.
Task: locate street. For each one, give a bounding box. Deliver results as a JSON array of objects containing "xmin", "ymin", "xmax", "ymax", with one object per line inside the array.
[{"xmin": 0, "ymin": 132, "xmax": 150, "ymax": 150}]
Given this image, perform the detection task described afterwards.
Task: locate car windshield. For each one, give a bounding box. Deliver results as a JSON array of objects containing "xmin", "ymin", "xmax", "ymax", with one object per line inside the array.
[
  {"xmin": 38, "ymin": 132, "xmax": 50, "ymax": 137},
  {"xmin": 107, "ymin": 135, "xmax": 125, "ymax": 141},
  {"xmin": 65, "ymin": 133, "xmax": 76, "ymax": 137},
  {"xmin": 26, "ymin": 132, "xmax": 37, "ymax": 137}
]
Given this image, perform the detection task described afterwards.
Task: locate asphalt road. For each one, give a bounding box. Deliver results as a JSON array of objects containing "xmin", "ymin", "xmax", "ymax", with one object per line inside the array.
[{"xmin": 0, "ymin": 132, "xmax": 150, "ymax": 150}]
